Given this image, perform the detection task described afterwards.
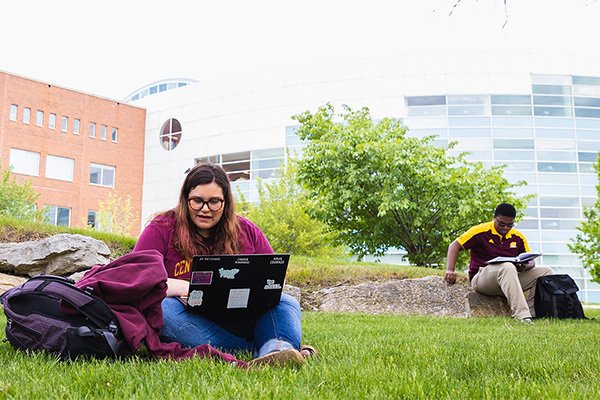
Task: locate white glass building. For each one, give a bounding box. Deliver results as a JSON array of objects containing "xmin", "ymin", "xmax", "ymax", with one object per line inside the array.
[{"xmin": 131, "ymin": 51, "xmax": 600, "ymax": 302}]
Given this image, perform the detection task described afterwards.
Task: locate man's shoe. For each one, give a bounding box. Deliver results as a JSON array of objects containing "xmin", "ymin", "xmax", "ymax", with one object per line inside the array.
[
  {"xmin": 521, "ymin": 317, "xmax": 534, "ymax": 324},
  {"xmin": 248, "ymin": 348, "xmax": 303, "ymax": 368}
]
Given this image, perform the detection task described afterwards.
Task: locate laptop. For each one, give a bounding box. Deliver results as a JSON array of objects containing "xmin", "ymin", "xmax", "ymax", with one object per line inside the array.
[{"xmin": 183, "ymin": 254, "xmax": 290, "ymax": 314}]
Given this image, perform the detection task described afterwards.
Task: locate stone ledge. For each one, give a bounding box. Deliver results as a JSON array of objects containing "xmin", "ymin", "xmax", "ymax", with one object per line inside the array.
[
  {"xmin": 1, "ymin": 272, "xmax": 510, "ymax": 318},
  {"xmin": 304, "ymin": 276, "xmax": 510, "ymax": 317}
]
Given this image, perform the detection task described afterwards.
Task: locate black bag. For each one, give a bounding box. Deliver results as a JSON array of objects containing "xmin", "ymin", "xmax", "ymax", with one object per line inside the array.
[
  {"xmin": 0, "ymin": 274, "xmax": 131, "ymax": 359},
  {"xmin": 534, "ymin": 274, "xmax": 587, "ymax": 319}
]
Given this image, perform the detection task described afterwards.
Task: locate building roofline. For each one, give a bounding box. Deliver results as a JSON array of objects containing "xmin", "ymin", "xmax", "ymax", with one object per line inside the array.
[
  {"xmin": 122, "ymin": 78, "xmax": 199, "ymax": 102},
  {"xmin": 0, "ymin": 68, "xmax": 146, "ymax": 110}
]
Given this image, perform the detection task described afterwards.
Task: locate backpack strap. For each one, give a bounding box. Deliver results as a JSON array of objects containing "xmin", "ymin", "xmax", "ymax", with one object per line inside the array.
[
  {"xmin": 20, "ymin": 276, "xmax": 118, "ymax": 331},
  {"xmin": 75, "ymin": 325, "xmax": 121, "ymax": 356}
]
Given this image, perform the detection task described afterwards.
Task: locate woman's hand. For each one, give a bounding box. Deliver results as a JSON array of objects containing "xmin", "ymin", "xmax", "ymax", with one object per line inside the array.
[{"xmin": 166, "ymin": 278, "xmax": 190, "ymax": 297}]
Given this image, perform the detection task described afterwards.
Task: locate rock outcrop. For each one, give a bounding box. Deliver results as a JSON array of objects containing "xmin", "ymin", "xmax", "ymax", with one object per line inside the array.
[
  {"xmin": 307, "ymin": 276, "xmax": 510, "ymax": 317},
  {"xmin": 0, "ymin": 234, "xmax": 110, "ymax": 277},
  {"xmin": 0, "ymin": 235, "xmax": 511, "ymax": 318}
]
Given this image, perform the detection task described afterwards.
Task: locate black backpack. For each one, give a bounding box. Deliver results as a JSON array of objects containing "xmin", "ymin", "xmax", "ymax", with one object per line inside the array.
[
  {"xmin": 534, "ymin": 274, "xmax": 587, "ymax": 319},
  {"xmin": 0, "ymin": 274, "xmax": 131, "ymax": 359}
]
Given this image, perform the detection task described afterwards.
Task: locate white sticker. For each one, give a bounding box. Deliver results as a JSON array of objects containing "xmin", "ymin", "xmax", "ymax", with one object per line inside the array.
[
  {"xmin": 188, "ymin": 290, "xmax": 204, "ymax": 307},
  {"xmin": 264, "ymin": 279, "xmax": 282, "ymax": 290},
  {"xmin": 227, "ymin": 288, "xmax": 250, "ymax": 309},
  {"xmin": 219, "ymin": 268, "xmax": 240, "ymax": 279}
]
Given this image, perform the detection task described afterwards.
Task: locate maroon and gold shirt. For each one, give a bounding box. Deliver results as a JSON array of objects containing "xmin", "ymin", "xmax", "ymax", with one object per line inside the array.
[
  {"xmin": 456, "ymin": 221, "xmax": 530, "ymax": 280},
  {"xmin": 133, "ymin": 213, "xmax": 273, "ymax": 281}
]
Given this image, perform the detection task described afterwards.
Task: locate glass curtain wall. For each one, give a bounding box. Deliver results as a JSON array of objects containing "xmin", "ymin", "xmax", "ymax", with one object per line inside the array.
[{"xmin": 197, "ymin": 74, "xmax": 600, "ymax": 302}]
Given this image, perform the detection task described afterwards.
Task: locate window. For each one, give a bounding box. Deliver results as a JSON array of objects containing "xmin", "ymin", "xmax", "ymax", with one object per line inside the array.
[
  {"xmin": 44, "ymin": 206, "xmax": 71, "ymax": 226},
  {"xmin": 36, "ymin": 110, "xmax": 43, "ymax": 127},
  {"xmin": 73, "ymin": 118, "xmax": 80, "ymax": 134},
  {"xmin": 407, "ymin": 106, "xmax": 446, "ymax": 117},
  {"xmin": 61, "ymin": 116, "xmax": 68, "ymax": 132},
  {"xmin": 447, "ymin": 95, "xmax": 489, "ymax": 105},
  {"xmin": 22, "ymin": 107, "xmax": 31, "ymax": 124},
  {"xmin": 111, "ymin": 127, "xmax": 118, "ymax": 142},
  {"xmin": 537, "ymin": 162, "xmax": 577, "ymax": 173},
  {"xmin": 532, "ymin": 85, "xmax": 571, "ymax": 95},
  {"xmin": 49, "ymin": 113, "xmax": 56, "ymax": 129},
  {"xmin": 492, "ymin": 127, "xmax": 534, "ymax": 138},
  {"xmin": 45, "ymin": 155, "xmax": 74, "ymax": 181},
  {"xmin": 493, "ymin": 139, "xmax": 534, "ymax": 149},
  {"xmin": 579, "ymin": 152, "xmax": 598, "ymax": 162},
  {"xmin": 251, "ymin": 148, "xmax": 284, "ymax": 179},
  {"xmin": 539, "ymin": 208, "xmax": 581, "ymax": 219},
  {"xmin": 406, "ymin": 96, "xmax": 446, "ymax": 106},
  {"xmin": 573, "ymin": 76, "xmax": 600, "ymax": 86},
  {"xmin": 491, "ymin": 95, "xmax": 531, "ymax": 105},
  {"xmin": 449, "ymin": 128, "xmax": 491, "ymax": 138},
  {"xmin": 574, "ymin": 85, "xmax": 600, "ymax": 98},
  {"xmin": 100, "ymin": 124, "xmax": 107, "ymax": 140},
  {"xmin": 197, "ymin": 155, "xmax": 220, "ymax": 164},
  {"xmin": 536, "ymin": 139, "xmax": 575, "ymax": 150},
  {"xmin": 222, "ymin": 151, "xmax": 251, "ymax": 181},
  {"xmin": 9, "ymin": 148, "xmax": 40, "ymax": 176},
  {"xmin": 159, "ymin": 118, "xmax": 182, "ymax": 150},
  {"xmin": 89, "ymin": 122, "xmax": 96, "ymax": 138},
  {"xmin": 536, "ymin": 151, "xmax": 576, "ymax": 162},
  {"xmin": 574, "ymin": 97, "xmax": 600, "ymax": 107},
  {"xmin": 534, "ymin": 107, "xmax": 572, "ymax": 117},
  {"xmin": 89, "ymin": 163, "xmax": 115, "ymax": 187},
  {"xmin": 491, "ymin": 106, "xmax": 532, "ymax": 116},
  {"xmin": 494, "ymin": 150, "xmax": 535, "ymax": 161},
  {"xmin": 533, "ymin": 96, "xmax": 571, "ymax": 106},
  {"xmin": 87, "ymin": 210, "xmax": 98, "ymax": 229},
  {"xmin": 9, "ymin": 104, "xmax": 17, "ymax": 121},
  {"xmin": 575, "ymin": 108, "xmax": 600, "ymax": 118},
  {"xmin": 539, "ymin": 197, "xmax": 580, "ymax": 207},
  {"xmin": 448, "ymin": 105, "xmax": 489, "ymax": 116},
  {"xmin": 535, "ymin": 117, "xmax": 574, "ymax": 128}
]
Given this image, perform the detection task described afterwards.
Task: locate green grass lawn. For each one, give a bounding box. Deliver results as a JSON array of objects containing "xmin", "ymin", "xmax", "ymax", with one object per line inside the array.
[{"xmin": 1, "ymin": 310, "xmax": 598, "ymax": 399}]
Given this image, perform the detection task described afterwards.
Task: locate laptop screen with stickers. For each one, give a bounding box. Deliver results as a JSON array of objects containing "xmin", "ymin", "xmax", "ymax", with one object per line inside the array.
[{"xmin": 184, "ymin": 254, "xmax": 290, "ymax": 314}]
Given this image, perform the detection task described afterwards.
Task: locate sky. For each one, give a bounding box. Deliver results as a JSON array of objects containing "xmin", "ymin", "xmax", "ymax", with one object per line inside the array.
[{"xmin": 2, "ymin": 0, "xmax": 599, "ymax": 100}]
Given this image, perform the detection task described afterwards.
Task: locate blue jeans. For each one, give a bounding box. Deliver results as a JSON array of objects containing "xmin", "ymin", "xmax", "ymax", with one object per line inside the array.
[{"xmin": 160, "ymin": 294, "xmax": 302, "ymax": 357}]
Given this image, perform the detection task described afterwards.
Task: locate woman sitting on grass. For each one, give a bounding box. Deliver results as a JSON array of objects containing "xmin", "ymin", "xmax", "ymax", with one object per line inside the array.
[{"xmin": 134, "ymin": 162, "xmax": 315, "ymax": 366}]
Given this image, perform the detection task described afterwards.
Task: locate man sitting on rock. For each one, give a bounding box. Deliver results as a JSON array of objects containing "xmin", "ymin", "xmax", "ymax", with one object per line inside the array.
[{"xmin": 444, "ymin": 203, "xmax": 553, "ymax": 323}]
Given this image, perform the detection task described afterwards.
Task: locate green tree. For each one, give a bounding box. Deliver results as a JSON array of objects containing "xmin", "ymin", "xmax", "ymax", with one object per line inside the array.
[
  {"xmin": 96, "ymin": 191, "xmax": 137, "ymax": 236},
  {"xmin": 569, "ymin": 153, "xmax": 600, "ymax": 282},
  {"xmin": 294, "ymin": 104, "xmax": 529, "ymax": 267},
  {"xmin": 239, "ymin": 161, "xmax": 342, "ymax": 257},
  {"xmin": 0, "ymin": 164, "xmax": 42, "ymax": 221}
]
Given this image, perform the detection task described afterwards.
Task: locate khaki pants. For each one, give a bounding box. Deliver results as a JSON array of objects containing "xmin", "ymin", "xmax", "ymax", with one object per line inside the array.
[{"xmin": 471, "ymin": 262, "xmax": 553, "ymax": 320}]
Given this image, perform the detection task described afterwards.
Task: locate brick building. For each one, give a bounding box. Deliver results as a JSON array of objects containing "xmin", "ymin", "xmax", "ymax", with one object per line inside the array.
[{"xmin": 0, "ymin": 70, "xmax": 146, "ymax": 235}]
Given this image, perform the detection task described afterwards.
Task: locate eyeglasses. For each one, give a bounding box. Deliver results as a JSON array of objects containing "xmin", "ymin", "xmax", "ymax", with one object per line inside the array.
[
  {"xmin": 188, "ymin": 197, "xmax": 224, "ymax": 212},
  {"xmin": 495, "ymin": 218, "xmax": 515, "ymax": 228}
]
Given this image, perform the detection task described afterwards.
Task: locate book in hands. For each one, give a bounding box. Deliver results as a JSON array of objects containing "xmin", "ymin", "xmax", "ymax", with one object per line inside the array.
[{"xmin": 486, "ymin": 252, "xmax": 541, "ymax": 265}]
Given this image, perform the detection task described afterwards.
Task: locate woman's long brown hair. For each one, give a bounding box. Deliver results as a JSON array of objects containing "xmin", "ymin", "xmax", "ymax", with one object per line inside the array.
[{"xmin": 168, "ymin": 162, "xmax": 240, "ymax": 259}]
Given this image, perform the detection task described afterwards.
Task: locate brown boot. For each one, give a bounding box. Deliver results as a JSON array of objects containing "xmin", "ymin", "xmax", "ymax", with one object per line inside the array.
[{"xmin": 248, "ymin": 348, "xmax": 303, "ymax": 368}]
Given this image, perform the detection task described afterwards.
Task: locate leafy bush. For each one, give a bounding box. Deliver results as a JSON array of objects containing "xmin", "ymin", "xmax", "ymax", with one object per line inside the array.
[
  {"xmin": 294, "ymin": 104, "xmax": 530, "ymax": 267},
  {"xmin": 0, "ymin": 165, "xmax": 43, "ymax": 221},
  {"xmin": 238, "ymin": 161, "xmax": 343, "ymax": 258},
  {"xmin": 569, "ymin": 154, "xmax": 600, "ymax": 282}
]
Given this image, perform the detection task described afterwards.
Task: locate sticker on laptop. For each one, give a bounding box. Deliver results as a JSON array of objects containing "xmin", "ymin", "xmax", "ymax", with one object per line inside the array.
[
  {"xmin": 227, "ymin": 288, "xmax": 250, "ymax": 309},
  {"xmin": 191, "ymin": 271, "xmax": 213, "ymax": 285},
  {"xmin": 188, "ymin": 290, "xmax": 204, "ymax": 307},
  {"xmin": 219, "ymin": 268, "xmax": 239, "ymax": 279},
  {"xmin": 264, "ymin": 279, "xmax": 282, "ymax": 290}
]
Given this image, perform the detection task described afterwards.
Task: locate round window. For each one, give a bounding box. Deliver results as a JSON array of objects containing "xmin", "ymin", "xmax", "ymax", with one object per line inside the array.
[{"xmin": 159, "ymin": 118, "xmax": 182, "ymax": 150}]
